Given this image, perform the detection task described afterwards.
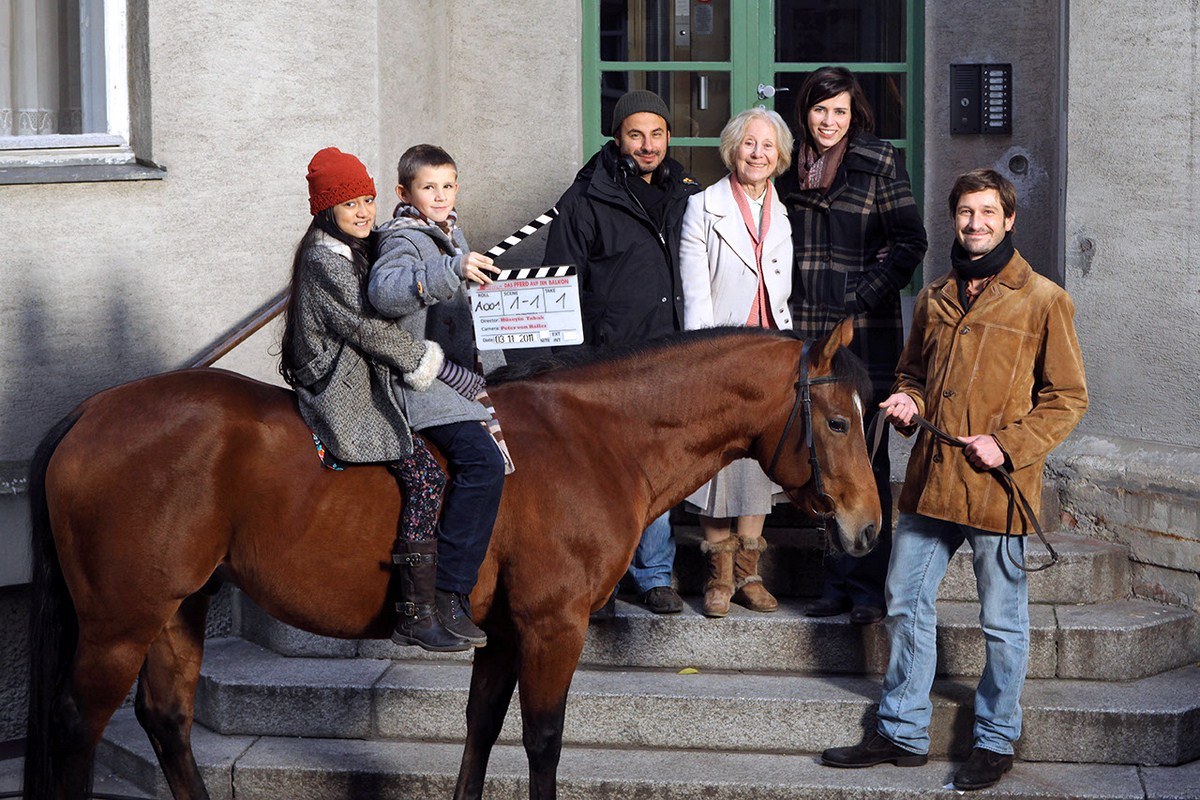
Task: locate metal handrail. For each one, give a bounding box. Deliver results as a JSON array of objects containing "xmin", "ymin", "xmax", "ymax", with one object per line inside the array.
[{"xmin": 188, "ymin": 288, "xmax": 288, "ymax": 369}]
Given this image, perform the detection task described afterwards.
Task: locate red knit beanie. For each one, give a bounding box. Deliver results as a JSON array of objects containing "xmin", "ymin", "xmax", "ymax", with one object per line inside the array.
[{"xmin": 306, "ymin": 147, "xmax": 376, "ymax": 215}]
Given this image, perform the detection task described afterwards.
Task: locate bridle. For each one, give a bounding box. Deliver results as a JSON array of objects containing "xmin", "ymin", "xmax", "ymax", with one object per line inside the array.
[
  {"xmin": 763, "ymin": 338, "xmax": 1058, "ymax": 574},
  {"xmin": 765, "ymin": 340, "xmax": 845, "ymax": 532}
]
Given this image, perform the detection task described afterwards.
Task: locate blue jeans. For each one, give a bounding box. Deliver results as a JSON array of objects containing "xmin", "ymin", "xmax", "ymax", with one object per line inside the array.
[
  {"xmin": 625, "ymin": 511, "xmax": 675, "ymax": 593},
  {"xmin": 420, "ymin": 421, "xmax": 506, "ymax": 595},
  {"xmin": 876, "ymin": 513, "xmax": 1029, "ymax": 756}
]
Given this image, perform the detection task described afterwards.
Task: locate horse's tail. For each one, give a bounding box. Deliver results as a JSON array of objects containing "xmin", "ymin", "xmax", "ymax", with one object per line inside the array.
[{"xmin": 22, "ymin": 409, "xmax": 92, "ymax": 800}]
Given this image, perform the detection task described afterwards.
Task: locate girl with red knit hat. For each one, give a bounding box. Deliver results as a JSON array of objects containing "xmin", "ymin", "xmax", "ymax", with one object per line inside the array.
[{"xmin": 279, "ymin": 147, "xmax": 488, "ymax": 652}]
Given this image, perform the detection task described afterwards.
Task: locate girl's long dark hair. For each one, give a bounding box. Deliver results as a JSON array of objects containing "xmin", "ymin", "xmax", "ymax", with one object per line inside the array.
[{"xmin": 278, "ymin": 210, "xmax": 376, "ymax": 387}]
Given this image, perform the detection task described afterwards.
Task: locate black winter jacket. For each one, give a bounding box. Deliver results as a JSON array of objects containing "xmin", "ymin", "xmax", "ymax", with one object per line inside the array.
[{"xmin": 544, "ymin": 142, "xmax": 702, "ymax": 348}]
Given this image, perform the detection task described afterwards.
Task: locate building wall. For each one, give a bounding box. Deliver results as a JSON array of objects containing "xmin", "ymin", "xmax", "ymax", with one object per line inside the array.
[
  {"xmin": 0, "ymin": 1, "xmax": 582, "ymax": 467},
  {"xmin": 922, "ymin": 2, "xmax": 1065, "ymax": 285},
  {"xmin": 1055, "ymin": 3, "xmax": 1200, "ymax": 608},
  {"xmin": 1065, "ymin": 3, "xmax": 1200, "ymax": 448}
]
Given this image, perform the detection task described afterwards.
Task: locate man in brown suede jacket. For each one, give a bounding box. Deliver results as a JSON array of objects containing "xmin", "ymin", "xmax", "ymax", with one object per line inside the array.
[{"xmin": 820, "ymin": 169, "xmax": 1088, "ymax": 791}]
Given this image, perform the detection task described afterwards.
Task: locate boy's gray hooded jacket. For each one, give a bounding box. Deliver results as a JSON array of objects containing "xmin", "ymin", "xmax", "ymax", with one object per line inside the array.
[{"xmin": 370, "ymin": 208, "xmax": 505, "ymax": 430}]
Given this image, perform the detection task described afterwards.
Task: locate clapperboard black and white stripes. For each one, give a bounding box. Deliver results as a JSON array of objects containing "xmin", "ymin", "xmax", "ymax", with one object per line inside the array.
[
  {"xmin": 484, "ymin": 208, "xmax": 559, "ymax": 259},
  {"xmin": 490, "ymin": 265, "xmax": 576, "ymax": 282}
]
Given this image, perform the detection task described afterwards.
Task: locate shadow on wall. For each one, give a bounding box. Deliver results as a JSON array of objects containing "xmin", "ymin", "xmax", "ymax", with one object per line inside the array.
[
  {"xmin": 1, "ymin": 269, "xmax": 171, "ymax": 739},
  {"xmin": 5, "ymin": 269, "xmax": 172, "ymax": 463}
]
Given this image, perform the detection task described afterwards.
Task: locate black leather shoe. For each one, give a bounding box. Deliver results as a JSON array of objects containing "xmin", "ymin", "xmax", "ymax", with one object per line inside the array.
[
  {"xmin": 804, "ymin": 597, "xmax": 850, "ymax": 617},
  {"xmin": 640, "ymin": 586, "xmax": 683, "ymax": 614},
  {"xmin": 850, "ymin": 604, "xmax": 885, "ymax": 625},
  {"xmin": 589, "ymin": 586, "xmax": 618, "ymax": 621},
  {"xmin": 821, "ymin": 732, "xmax": 928, "ymax": 768},
  {"xmin": 953, "ymin": 747, "xmax": 1014, "ymax": 790},
  {"xmin": 436, "ymin": 591, "xmax": 487, "ymax": 647}
]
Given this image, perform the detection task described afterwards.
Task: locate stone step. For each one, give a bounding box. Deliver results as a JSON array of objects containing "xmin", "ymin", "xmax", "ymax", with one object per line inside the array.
[
  {"xmin": 580, "ymin": 597, "xmax": 1200, "ymax": 681},
  {"xmin": 97, "ymin": 708, "xmax": 1200, "ymax": 800},
  {"xmin": 237, "ymin": 593, "xmax": 1200, "ymax": 682},
  {"xmin": 189, "ymin": 638, "xmax": 1200, "ymax": 765},
  {"xmin": 0, "ymin": 750, "xmax": 150, "ymax": 799},
  {"xmin": 671, "ymin": 525, "xmax": 1132, "ymax": 604}
]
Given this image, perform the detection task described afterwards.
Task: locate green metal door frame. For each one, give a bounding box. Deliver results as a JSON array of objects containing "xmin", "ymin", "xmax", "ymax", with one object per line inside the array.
[{"xmin": 580, "ymin": 0, "xmax": 923, "ymax": 201}]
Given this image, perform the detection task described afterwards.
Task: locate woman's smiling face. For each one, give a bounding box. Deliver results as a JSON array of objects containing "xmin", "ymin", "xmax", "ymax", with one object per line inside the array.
[{"xmin": 807, "ymin": 91, "xmax": 852, "ymax": 153}]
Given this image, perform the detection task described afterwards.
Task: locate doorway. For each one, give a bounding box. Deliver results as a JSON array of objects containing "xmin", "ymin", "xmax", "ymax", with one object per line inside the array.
[{"xmin": 582, "ymin": 0, "xmax": 923, "ymax": 196}]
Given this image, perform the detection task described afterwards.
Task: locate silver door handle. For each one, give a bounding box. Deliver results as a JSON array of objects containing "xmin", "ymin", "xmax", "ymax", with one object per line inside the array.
[
  {"xmin": 758, "ymin": 83, "xmax": 789, "ymax": 100},
  {"xmin": 698, "ymin": 75, "xmax": 709, "ymax": 110}
]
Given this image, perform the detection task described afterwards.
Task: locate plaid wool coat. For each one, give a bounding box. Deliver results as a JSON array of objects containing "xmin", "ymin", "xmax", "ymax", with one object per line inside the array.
[{"xmin": 776, "ymin": 132, "xmax": 928, "ymax": 403}]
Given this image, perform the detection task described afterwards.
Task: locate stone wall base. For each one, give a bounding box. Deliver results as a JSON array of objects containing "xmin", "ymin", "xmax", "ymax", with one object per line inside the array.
[{"xmin": 1050, "ymin": 432, "xmax": 1200, "ymax": 610}]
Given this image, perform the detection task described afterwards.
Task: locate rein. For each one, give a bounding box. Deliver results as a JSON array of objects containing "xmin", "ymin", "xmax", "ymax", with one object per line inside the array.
[
  {"xmin": 766, "ymin": 340, "xmax": 842, "ymax": 532},
  {"xmin": 864, "ymin": 411, "xmax": 1059, "ymax": 573}
]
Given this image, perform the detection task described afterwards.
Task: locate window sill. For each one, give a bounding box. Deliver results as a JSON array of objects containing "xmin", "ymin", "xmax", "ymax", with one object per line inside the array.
[{"xmin": 0, "ymin": 159, "xmax": 166, "ymax": 185}]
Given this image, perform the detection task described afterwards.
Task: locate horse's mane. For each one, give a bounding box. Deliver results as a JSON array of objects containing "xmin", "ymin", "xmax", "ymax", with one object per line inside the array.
[
  {"xmin": 485, "ymin": 327, "xmax": 787, "ymax": 385},
  {"xmin": 487, "ymin": 326, "xmax": 873, "ymax": 401},
  {"xmin": 830, "ymin": 345, "xmax": 874, "ymax": 405}
]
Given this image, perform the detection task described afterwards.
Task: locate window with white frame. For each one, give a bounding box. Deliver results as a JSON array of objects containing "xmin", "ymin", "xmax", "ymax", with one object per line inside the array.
[{"xmin": 0, "ymin": 0, "xmax": 157, "ymax": 179}]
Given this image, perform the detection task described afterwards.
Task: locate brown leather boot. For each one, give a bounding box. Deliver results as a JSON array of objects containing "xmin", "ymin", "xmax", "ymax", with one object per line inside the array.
[
  {"xmin": 392, "ymin": 540, "xmax": 472, "ymax": 652},
  {"xmin": 732, "ymin": 535, "xmax": 779, "ymax": 612},
  {"xmin": 700, "ymin": 537, "xmax": 739, "ymax": 617}
]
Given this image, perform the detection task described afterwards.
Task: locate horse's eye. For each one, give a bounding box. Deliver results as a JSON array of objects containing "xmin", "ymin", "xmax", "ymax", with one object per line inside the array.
[{"xmin": 828, "ymin": 417, "xmax": 849, "ymax": 434}]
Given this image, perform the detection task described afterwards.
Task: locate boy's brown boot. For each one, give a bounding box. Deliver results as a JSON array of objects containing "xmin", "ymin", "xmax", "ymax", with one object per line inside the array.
[
  {"xmin": 732, "ymin": 535, "xmax": 779, "ymax": 612},
  {"xmin": 700, "ymin": 537, "xmax": 739, "ymax": 617}
]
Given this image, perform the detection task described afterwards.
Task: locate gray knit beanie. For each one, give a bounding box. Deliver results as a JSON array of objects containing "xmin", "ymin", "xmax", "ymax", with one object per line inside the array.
[{"xmin": 611, "ymin": 90, "xmax": 671, "ymax": 134}]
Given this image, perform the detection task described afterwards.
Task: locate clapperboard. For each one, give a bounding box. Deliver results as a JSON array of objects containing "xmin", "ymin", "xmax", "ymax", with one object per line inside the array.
[
  {"xmin": 468, "ymin": 208, "xmax": 584, "ymax": 350},
  {"xmin": 469, "ymin": 265, "xmax": 582, "ymax": 350}
]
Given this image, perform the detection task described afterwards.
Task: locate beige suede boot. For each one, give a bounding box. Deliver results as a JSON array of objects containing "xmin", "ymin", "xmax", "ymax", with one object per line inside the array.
[
  {"xmin": 700, "ymin": 537, "xmax": 739, "ymax": 617},
  {"xmin": 732, "ymin": 535, "xmax": 779, "ymax": 612}
]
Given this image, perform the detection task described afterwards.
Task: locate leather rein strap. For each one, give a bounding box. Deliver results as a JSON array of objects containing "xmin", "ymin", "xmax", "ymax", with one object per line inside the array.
[
  {"xmin": 864, "ymin": 411, "xmax": 1059, "ymax": 573},
  {"xmin": 766, "ymin": 341, "xmax": 842, "ymax": 529}
]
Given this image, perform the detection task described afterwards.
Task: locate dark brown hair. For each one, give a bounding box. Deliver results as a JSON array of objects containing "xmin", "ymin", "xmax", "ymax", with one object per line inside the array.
[
  {"xmin": 396, "ymin": 144, "xmax": 456, "ymax": 189},
  {"xmin": 795, "ymin": 66, "xmax": 875, "ymax": 151},
  {"xmin": 946, "ymin": 168, "xmax": 1017, "ymax": 218}
]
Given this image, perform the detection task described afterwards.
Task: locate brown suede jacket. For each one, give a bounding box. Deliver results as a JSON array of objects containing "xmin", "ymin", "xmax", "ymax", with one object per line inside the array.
[{"xmin": 894, "ymin": 251, "xmax": 1088, "ymax": 534}]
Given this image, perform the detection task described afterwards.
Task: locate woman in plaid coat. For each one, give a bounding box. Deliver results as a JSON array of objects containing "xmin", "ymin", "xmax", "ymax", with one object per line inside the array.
[{"xmin": 775, "ymin": 66, "xmax": 928, "ymax": 623}]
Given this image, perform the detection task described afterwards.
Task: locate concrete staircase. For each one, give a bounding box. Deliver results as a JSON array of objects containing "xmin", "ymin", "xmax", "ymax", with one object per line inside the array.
[{"xmin": 96, "ymin": 525, "xmax": 1200, "ymax": 799}]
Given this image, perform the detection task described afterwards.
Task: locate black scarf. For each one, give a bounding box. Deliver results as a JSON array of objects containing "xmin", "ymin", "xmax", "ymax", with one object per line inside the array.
[
  {"xmin": 625, "ymin": 166, "xmax": 669, "ymax": 227},
  {"xmin": 951, "ymin": 231, "xmax": 1014, "ymax": 280}
]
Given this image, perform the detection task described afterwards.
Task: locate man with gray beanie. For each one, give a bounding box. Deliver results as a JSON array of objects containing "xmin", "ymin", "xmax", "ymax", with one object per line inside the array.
[{"xmin": 544, "ymin": 88, "xmax": 701, "ymax": 614}]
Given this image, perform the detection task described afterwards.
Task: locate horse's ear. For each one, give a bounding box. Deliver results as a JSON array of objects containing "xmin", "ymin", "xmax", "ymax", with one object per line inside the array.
[{"xmin": 816, "ymin": 318, "xmax": 855, "ymax": 365}]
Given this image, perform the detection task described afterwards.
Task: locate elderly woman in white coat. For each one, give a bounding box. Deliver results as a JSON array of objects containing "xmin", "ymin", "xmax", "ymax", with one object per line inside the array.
[{"xmin": 680, "ymin": 107, "xmax": 795, "ymax": 617}]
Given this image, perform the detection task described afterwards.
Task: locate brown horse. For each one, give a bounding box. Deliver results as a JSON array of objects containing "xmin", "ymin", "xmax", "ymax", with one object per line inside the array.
[{"xmin": 23, "ymin": 320, "xmax": 881, "ymax": 800}]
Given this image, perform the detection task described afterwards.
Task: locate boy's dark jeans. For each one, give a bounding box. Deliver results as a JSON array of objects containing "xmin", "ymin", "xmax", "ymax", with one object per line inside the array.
[{"xmin": 420, "ymin": 420, "xmax": 506, "ymax": 595}]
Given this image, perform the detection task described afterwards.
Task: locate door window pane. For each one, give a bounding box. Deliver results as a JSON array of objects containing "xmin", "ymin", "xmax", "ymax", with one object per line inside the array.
[
  {"xmin": 600, "ymin": 70, "xmax": 731, "ymax": 137},
  {"xmin": 773, "ymin": 71, "xmax": 907, "ymax": 142},
  {"xmin": 600, "ymin": 0, "xmax": 731, "ymax": 62},
  {"xmin": 775, "ymin": 0, "xmax": 906, "ymax": 63},
  {"xmin": 672, "ymin": 146, "xmax": 725, "ymax": 186}
]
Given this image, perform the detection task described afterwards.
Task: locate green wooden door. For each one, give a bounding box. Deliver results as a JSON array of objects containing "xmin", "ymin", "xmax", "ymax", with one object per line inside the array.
[{"xmin": 581, "ymin": 0, "xmax": 923, "ymax": 196}]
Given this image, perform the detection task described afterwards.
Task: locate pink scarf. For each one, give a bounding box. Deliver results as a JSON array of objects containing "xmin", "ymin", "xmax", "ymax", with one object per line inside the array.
[{"xmin": 728, "ymin": 174, "xmax": 774, "ymax": 328}]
